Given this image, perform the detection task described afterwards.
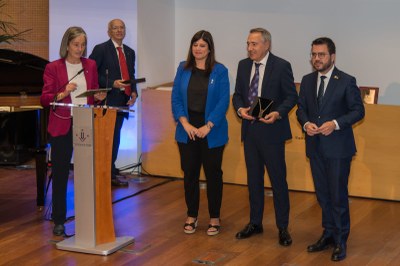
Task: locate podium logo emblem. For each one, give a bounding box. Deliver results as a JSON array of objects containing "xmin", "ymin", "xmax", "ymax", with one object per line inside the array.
[
  {"xmin": 73, "ymin": 127, "xmax": 92, "ymax": 147},
  {"xmin": 77, "ymin": 129, "xmax": 90, "ymax": 142}
]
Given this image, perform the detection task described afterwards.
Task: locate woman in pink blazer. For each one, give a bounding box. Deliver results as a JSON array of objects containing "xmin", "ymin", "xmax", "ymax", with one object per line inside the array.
[{"xmin": 40, "ymin": 26, "xmax": 105, "ymax": 236}]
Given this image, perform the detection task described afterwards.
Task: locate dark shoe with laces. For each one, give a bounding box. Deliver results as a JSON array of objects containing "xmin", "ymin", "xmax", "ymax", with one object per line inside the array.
[
  {"xmin": 331, "ymin": 243, "xmax": 347, "ymax": 261},
  {"xmin": 111, "ymin": 177, "xmax": 128, "ymax": 187},
  {"xmin": 307, "ymin": 235, "xmax": 334, "ymax": 252},
  {"xmin": 235, "ymin": 223, "xmax": 263, "ymax": 239},
  {"xmin": 279, "ymin": 228, "xmax": 292, "ymax": 246},
  {"xmin": 53, "ymin": 224, "xmax": 65, "ymax": 236}
]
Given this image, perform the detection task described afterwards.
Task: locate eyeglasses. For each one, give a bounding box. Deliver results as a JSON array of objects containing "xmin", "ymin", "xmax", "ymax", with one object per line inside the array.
[
  {"xmin": 111, "ymin": 26, "xmax": 125, "ymax": 31},
  {"xmin": 310, "ymin": 52, "xmax": 329, "ymax": 59}
]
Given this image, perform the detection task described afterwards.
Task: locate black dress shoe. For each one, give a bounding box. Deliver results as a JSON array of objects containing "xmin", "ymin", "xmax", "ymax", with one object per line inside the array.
[
  {"xmin": 331, "ymin": 244, "xmax": 346, "ymax": 261},
  {"xmin": 111, "ymin": 178, "xmax": 128, "ymax": 187},
  {"xmin": 307, "ymin": 235, "xmax": 334, "ymax": 252},
  {"xmin": 235, "ymin": 223, "xmax": 263, "ymax": 239},
  {"xmin": 279, "ymin": 228, "xmax": 292, "ymax": 246},
  {"xmin": 53, "ymin": 224, "xmax": 65, "ymax": 236}
]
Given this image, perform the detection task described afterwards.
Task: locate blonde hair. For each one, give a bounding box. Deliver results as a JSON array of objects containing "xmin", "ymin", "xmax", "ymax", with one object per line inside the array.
[{"xmin": 59, "ymin": 26, "xmax": 87, "ymax": 58}]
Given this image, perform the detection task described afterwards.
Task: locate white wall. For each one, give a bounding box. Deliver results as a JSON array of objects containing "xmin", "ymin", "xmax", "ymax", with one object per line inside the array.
[
  {"xmin": 137, "ymin": 0, "xmax": 175, "ymax": 87},
  {"xmin": 136, "ymin": 0, "xmax": 175, "ymax": 168},
  {"xmin": 175, "ymin": 0, "xmax": 400, "ymax": 105}
]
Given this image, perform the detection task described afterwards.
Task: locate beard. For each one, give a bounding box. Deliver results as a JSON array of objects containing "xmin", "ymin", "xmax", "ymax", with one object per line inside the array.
[{"xmin": 313, "ymin": 59, "xmax": 334, "ymax": 73}]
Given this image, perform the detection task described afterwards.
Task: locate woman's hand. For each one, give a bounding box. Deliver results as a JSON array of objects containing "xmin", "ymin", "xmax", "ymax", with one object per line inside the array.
[
  {"xmin": 64, "ymin": 82, "xmax": 77, "ymax": 96},
  {"xmin": 183, "ymin": 124, "xmax": 199, "ymax": 140},
  {"xmin": 196, "ymin": 125, "xmax": 211, "ymax": 139},
  {"xmin": 94, "ymin": 92, "xmax": 107, "ymax": 101},
  {"xmin": 180, "ymin": 117, "xmax": 198, "ymax": 140}
]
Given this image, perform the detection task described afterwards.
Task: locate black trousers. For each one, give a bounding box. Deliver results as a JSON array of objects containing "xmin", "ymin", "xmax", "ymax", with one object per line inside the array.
[
  {"xmin": 178, "ymin": 140, "xmax": 224, "ymax": 218},
  {"xmin": 177, "ymin": 112, "xmax": 224, "ymax": 218},
  {"xmin": 49, "ymin": 127, "xmax": 73, "ymax": 225},
  {"xmin": 310, "ymin": 154, "xmax": 351, "ymax": 245},
  {"xmin": 243, "ymin": 122, "xmax": 290, "ymax": 228},
  {"xmin": 111, "ymin": 114, "xmax": 125, "ymax": 177}
]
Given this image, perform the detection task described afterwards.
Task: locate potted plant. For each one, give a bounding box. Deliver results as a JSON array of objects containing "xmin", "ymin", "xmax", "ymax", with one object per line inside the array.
[{"xmin": 0, "ymin": 0, "xmax": 31, "ymax": 44}]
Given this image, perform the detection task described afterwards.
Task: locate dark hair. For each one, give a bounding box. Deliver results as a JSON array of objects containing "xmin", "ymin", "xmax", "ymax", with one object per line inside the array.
[
  {"xmin": 184, "ymin": 30, "xmax": 216, "ymax": 75},
  {"xmin": 312, "ymin": 37, "xmax": 336, "ymax": 55}
]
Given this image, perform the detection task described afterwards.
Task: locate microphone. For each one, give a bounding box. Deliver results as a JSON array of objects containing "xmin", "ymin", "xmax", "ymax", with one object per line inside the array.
[
  {"xmin": 101, "ymin": 69, "xmax": 111, "ymax": 115},
  {"xmin": 52, "ymin": 68, "xmax": 85, "ymax": 111},
  {"xmin": 103, "ymin": 69, "xmax": 109, "ymax": 106},
  {"xmin": 105, "ymin": 69, "xmax": 109, "ymax": 89}
]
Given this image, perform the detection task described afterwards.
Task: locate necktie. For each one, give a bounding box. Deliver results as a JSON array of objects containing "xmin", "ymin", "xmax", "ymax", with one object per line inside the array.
[
  {"xmin": 317, "ymin": 75, "xmax": 326, "ymax": 108},
  {"xmin": 248, "ymin": 63, "xmax": 261, "ymax": 105},
  {"xmin": 117, "ymin": 46, "xmax": 131, "ymax": 96}
]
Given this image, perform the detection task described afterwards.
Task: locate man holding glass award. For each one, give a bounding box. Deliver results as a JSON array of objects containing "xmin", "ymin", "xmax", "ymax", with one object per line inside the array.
[
  {"xmin": 232, "ymin": 28, "xmax": 298, "ymax": 246},
  {"xmin": 89, "ymin": 19, "xmax": 138, "ymax": 187}
]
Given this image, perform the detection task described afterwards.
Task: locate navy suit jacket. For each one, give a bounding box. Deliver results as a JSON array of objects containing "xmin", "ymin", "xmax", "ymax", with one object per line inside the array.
[
  {"xmin": 89, "ymin": 39, "xmax": 137, "ymax": 107},
  {"xmin": 232, "ymin": 53, "xmax": 298, "ymax": 143},
  {"xmin": 296, "ymin": 67, "xmax": 365, "ymax": 158}
]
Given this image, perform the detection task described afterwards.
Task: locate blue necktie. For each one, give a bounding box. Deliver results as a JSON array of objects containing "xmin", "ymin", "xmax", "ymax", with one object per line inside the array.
[
  {"xmin": 248, "ymin": 63, "xmax": 261, "ymax": 105},
  {"xmin": 317, "ymin": 75, "xmax": 326, "ymax": 108}
]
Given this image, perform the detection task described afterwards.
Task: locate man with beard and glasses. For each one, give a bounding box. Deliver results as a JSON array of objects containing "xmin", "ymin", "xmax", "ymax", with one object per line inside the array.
[{"xmin": 296, "ymin": 37, "xmax": 365, "ymax": 262}]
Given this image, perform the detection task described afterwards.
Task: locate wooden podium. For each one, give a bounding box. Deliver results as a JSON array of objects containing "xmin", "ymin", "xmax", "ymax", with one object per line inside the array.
[{"xmin": 56, "ymin": 105, "xmax": 134, "ymax": 255}]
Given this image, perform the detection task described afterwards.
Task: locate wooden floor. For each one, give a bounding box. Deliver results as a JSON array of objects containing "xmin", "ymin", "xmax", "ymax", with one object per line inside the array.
[{"xmin": 0, "ymin": 164, "xmax": 399, "ymax": 266}]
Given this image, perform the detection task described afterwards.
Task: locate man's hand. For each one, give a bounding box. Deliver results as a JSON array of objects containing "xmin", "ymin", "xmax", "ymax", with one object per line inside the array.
[
  {"xmin": 239, "ymin": 107, "xmax": 255, "ymax": 121},
  {"xmin": 305, "ymin": 122, "xmax": 319, "ymax": 136},
  {"xmin": 317, "ymin": 121, "xmax": 336, "ymax": 136},
  {"xmin": 127, "ymin": 92, "xmax": 137, "ymax": 106},
  {"xmin": 113, "ymin": 79, "xmax": 127, "ymax": 88},
  {"xmin": 259, "ymin": 111, "xmax": 280, "ymax": 124}
]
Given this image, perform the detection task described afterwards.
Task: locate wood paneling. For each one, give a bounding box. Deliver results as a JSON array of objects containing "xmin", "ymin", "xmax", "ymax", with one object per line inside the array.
[
  {"xmin": 141, "ymin": 89, "xmax": 400, "ymax": 200},
  {"xmin": 94, "ymin": 108, "xmax": 117, "ymax": 244},
  {"xmin": 0, "ymin": 0, "xmax": 49, "ymax": 60}
]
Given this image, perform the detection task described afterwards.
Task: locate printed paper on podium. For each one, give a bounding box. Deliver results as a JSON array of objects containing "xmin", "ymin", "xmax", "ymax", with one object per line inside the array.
[{"xmin": 75, "ymin": 88, "xmax": 111, "ymax": 98}]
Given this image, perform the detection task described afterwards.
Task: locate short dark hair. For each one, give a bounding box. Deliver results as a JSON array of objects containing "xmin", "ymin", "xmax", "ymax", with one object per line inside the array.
[
  {"xmin": 312, "ymin": 37, "xmax": 336, "ymax": 55},
  {"xmin": 184, "ymin": 30, "xmax": 216, "ymax": 75}
]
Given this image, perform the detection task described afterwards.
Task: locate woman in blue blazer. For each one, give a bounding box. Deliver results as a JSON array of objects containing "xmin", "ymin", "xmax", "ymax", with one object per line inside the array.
[{"xmin": 171, "ymin": 30, "xmax": 229, "ymax": 236}]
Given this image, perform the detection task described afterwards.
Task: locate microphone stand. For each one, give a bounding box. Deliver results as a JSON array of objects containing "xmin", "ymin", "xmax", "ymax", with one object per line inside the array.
[
  {"xmin": 102, "ymin": 69, "xmax": 109, "ymax": 115},
  {"xmin": 52, "ymin": 68, "xmax": 85, "ymax": 111}
]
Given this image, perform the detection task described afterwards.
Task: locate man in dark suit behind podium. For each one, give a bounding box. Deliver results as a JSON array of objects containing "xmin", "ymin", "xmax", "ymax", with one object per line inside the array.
[
  {"xmin": 232, "ymin": 28, "xmax": 298, "ymax": 246},
  {"xmin": 89, "ymin": 19, "xmax": 138, "ymax": 187},
  {"xmin": 296, "ymin": 37, "xmax": 365, "ymax": 261}
]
